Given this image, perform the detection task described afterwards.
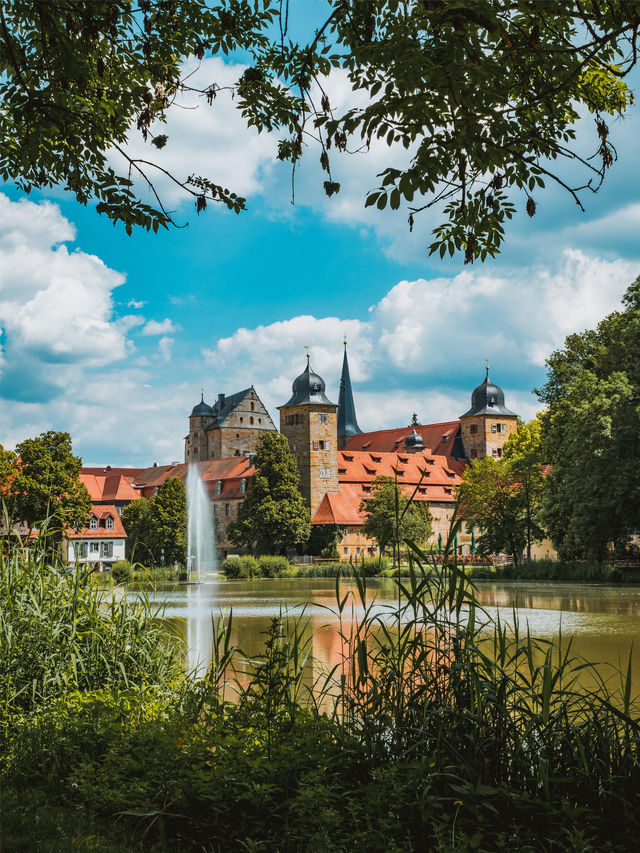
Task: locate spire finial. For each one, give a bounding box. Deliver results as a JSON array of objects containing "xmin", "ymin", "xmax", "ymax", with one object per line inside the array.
[
  {"xmin": 344, "ymin": 333, "xmax": 347, "ymax": 348},
  {"xmin": 201, "ymin": 387, "xmax": 204, "ymax": 401},
  {"xmin": 484, "ymin": 359, "xmax": 490, "ymax": 378},
  {"xmin": 304, "ymin": 344, "xmax": 310, "ymax": 363}
]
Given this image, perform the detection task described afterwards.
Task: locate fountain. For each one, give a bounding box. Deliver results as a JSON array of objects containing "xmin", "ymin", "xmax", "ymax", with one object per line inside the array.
[{"xmin": 186, "ymin": 463, "xmax": 217, "ymax": 580}]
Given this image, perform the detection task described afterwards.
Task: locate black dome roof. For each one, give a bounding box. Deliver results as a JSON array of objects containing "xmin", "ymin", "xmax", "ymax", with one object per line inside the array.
[
  {"xmin": 280, "ymin": 358, "xmax": 336, "ymax": 407},
  {"xmin": 405, "ymin": 428, "xmax": 423, "ymax": 448},
  {"xmin": 190, "ymin": 394, "xmax": 214, "ymax": 417},
  {"xmin": 461, "ymin": 368, "xmax": 516, "ymax": 418}
]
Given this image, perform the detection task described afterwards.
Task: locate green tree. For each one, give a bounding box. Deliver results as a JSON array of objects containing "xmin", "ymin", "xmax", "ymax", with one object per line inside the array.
[
  {"xmin": 360, "ymin": 476, "xmax": 432, "ymax": 564},
  {"xmin": 229, "ymin": 433, "xmax": 310, "ymax": 554},
  {"xmin": 503, "ymin": 419, "xmax": 546, "ymax": 559},
  {"xmin": 457, "ymin": 457, "xmax": 526, "ymax": 565},
  {"xmin": 307, "ymin": 524, "xmax": 344, "ymax": 559},
  {"xmin": 537, "ymin": 283, "xmax": 640, "ymax": 558},
  {"xmin": 149, "ymin": 478, "xmax": 187, "ymax": 565},
  {"xmin": 120, "ymin": 497, "xmax": 153, "ymax": 564},
  {"xmin": 0, "ymin": 2, "xmax": 635, "ymax": 258},
  {"xmin": 5, "ymin": 431, "xmax": 91, "ymax": 537}
]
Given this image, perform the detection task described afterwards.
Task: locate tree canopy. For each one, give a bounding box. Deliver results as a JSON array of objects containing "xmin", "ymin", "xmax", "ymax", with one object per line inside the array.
[
  {"xmin": 2, "ymin": 431, "xmax": 91, "ymax": 535},
  {"xmin": 360, "ymin": 475, "xmax": 432, "ymax": 560},
  {"xmin": 121, "ymin": 477, "xmax": 187, "ymax": 565},
  {"xmin": 538, "ymin": 278, "xmax": 640, "ymax": 559},
  {"xmin": 228, "ymin": 432, "xmax": 310, "ymax": 554},
  {"xmin": 0, "ymin": 1, "xmax": 636, "ymax": 259},
  {"xmin": 502, "ymin": 418, "xmax": 546, "ymax": 559}
]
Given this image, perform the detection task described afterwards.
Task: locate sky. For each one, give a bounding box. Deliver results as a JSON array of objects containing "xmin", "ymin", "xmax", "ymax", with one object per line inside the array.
[{"xmin": 2, "ymin": 28, "xmax": 640, "ymax": 466}]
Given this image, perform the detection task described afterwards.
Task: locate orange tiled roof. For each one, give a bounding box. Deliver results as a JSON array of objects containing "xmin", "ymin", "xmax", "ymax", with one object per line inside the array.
[
  {"xmin": 343, "ymin": 421, "xmax": 463, "ymax": 457},
  {"xmin": 133, "ymin": 458, "xmax": 255, "ymax": 499},
  {"xmin": 313, "ymin": 449, "xmax": 463, "ymax": 526},
  {"xmin": 80, "ymin": 470, "xmax": 142, "ymax": 503},
  {"xmin": 66, "ymin": 505, "xmax": 126, "ymax": 539}
]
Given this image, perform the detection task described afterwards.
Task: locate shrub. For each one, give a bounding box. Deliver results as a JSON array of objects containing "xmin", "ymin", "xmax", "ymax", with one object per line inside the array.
[
  {"xmin": 258, "ymin": 555, "xmax": 290, "ymax": 577},
  {"xmin": 111, "ymin": 560, "xmax": 132, "ymax": 583},
  {"xmin": 222, "ymin": 555, "xmax": 260, "ymax": 579}
]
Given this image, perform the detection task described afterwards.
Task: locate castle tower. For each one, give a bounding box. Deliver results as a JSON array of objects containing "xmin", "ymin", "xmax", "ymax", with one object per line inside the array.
[
  {"xmin": 459, "ymin": 366, "xmax": 518, "ymax": 461},
  {"xmin": 337, "ymin": 341, "xmax": 363, "ymax": 450},
  {"xmin": 185, "ymin": 394, "xmax": 214, "ymax": 462},
  {"xmin": 278, "ymin": 356, "xmax": 339, "ymax": 516}
]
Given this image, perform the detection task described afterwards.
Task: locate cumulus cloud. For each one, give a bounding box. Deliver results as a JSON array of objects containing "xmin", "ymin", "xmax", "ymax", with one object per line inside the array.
[
  {"xmin": 142, "ymin": 318, "xmax": 179, "ymax": 336},
  {"xmin": 0, "ymin": 194, "xmax": 129, "ymax": 404},
  {"xmin": 156, "ymin": 336, "xmax": 174, "ymax": 362},
  {"xmin": 127, "ymin": 298, "xmax": 146, "ymax": 309},
  {"xmin": 202, "ymin": 249, "xmax": 637, "ymax": 427}
]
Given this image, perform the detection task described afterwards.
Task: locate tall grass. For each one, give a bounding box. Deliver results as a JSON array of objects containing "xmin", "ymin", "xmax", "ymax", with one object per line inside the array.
[{"xmin": 0, "ymin": 534, "xmax": 182, "ymax": 728}]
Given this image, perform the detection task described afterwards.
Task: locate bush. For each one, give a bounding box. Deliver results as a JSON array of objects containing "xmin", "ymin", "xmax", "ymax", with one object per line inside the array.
[
  {"xmin": 258, "ymin": 555, "xmax": 291, "ymax": 577},
  {"xmin": 222, "ymin": 555, "xmax": 260, "ymax": 579},
  {"xmin": 111, "ymin": 560, "xmax": 132, "ymax": 583}
]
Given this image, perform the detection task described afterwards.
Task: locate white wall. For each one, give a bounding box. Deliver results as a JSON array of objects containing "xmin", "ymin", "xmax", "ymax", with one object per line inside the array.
[{"xmin": 67, "ymin": 539, "xmax": 126, "ymax": 565}]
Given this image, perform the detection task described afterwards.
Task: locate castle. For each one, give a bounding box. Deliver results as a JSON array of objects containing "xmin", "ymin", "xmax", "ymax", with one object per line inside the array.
[
  {"xmin": 67, "ymin": 350, "xmax": 521, "ymax": 565},
  {"xmin": 178, "ymin": 347, "xmax": 519, "ymax": 557}
]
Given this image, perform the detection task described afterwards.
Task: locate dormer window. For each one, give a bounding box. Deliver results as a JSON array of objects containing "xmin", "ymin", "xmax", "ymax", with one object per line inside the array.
[
  {"xmin": 105, "ymin": 516, "xmax": 114, "ymax": 530},
  {"xmin": 343, "ymin": 454, "xmax": 354, "ymax": 461},
  {"xmin": 370, "ymin": 454, "xmax": 382, "ymax": 463},
  {"xmin": 240, "ymin": 478, "xmax": 247, "ymax": 494},
  {"xmin": 89, "ymin": 516, "xmax": 98, "ymax": 530},
  {"xmin": 216, "ymin": 480, "xmax": 223, "ymax": 495}
]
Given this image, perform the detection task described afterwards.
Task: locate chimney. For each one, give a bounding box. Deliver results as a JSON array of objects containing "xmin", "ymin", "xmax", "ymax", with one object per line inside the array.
[{"xmin": 218, "ymin": 393, "xmax": 225, "ymax": 408}]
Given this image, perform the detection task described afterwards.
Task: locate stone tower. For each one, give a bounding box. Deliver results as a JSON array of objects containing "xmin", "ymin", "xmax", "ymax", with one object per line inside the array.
[
  {"xmin": 459, "ymin": 367, "xmax": 518, "ymax": 461},
  {"xmin": 337, "ymin": 341, "xmax": 363, "ymax": 450},
  {"xmin": 278, "ymin": 357, "xmax": 339, "ymax": 516},
  {"xmin": 185, "ymin": 394, "xmax": 215, "ymax": 462}
]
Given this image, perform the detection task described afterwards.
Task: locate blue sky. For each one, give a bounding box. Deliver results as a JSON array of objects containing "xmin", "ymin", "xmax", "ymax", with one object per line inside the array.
[{"xmin": 1, "ymin": 47, "xmax": 640, "ymax": 466}]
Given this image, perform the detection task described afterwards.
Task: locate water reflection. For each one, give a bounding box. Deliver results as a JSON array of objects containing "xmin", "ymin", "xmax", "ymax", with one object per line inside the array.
[{"xmin": 143, "ymin": 578, "xmax": 640, "ymax": 696}]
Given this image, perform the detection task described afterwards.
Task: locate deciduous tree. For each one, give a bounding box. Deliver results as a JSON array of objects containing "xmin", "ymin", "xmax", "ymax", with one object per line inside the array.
[
  {"xmin": 503, "ymin": 419, "xmax": 546, "ymax": 559},
  {"xmin": 5, "ymin": 431, "xmax": 91, "ymax": 536},
  {"xmin": 0, "ymin": 1, "xmax": 635, "ymax": 259},
  {"xmin": 229, "ymin": 432, "xmax": 310, "ymax": 554},
  {"xmin": 360, "ymin": 476, "xmax": 432, "ymax": 563},
  {"xmin": 537, "ymin": 283, "xmax": 640, "ymax": 558}
]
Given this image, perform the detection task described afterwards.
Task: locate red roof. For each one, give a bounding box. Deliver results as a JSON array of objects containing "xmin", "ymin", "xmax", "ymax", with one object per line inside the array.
[
  {"xmin": 313, "ymin": 449, "xmax": 464, "ymax": 526},
  {"xmin": 343, "ymin": 421, "xmax": 462, "ymax": 457},
  {"xmin": 80, "ymin": 470, "xmax": 142, "ymax": 503},
  {"xmin": 133, "ymin": 458, "xmax": 255, "ymax": 499},
  {"xmin": 67, "ymin": 505, "xmax": 126, "ymax": 539}
]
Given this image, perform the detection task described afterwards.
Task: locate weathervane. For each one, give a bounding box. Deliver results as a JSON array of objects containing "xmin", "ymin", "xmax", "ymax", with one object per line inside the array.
[{"xmin": 304, "ymin": 345, "xmax": 310, "ymax": 362}]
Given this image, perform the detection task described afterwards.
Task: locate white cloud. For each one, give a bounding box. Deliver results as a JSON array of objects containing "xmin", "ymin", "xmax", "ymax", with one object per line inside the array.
[
  {"xmin": 0, "ymin": 194, "xmax": 128, "ymax": 386},
  {"xmin": 156, "ymin": 336, "xmax": 174, "ymax": 362},
  {"xmin": 142, "ymin": 318, "xmax": 179, "ymax": 336},
  {"xmin": 128, "ymin": 298, "xmax": 146, "ymax": 309},
  {"xmin": 202, "ymin": 249, "xmax": 637, "ymax": 426}
]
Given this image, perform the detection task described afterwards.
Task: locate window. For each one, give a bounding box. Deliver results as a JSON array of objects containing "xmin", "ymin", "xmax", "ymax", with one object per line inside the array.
[
  {"xmin": 216, "ymin": 481, "xmax": 223, "ymax": 494},
  {"xmin": 100, "ymin": 542, "xmax": 113, "ymax": 558},
  {"xmin": 312, "ymin": 440, "xmax": 319, "ymax": 451},
  {"xmin": 90, "ymin": 542, "xmax": 99, "ymax": 553},
  {"xmin": 258, "ymin": 418, "xmax": 261, "ymax": 424},
  {"xmin": 89, "ymin": 517, "xmax": 98, "ymax": 530},
  {"xmin": 76, "ymin": 542, "xmax": 88, "ymax": 558},
  {"xmin": 225, "ymin": 503, "xmax": 231, "ymax": 517},
  {"xmin": 214, "ymin": 505, "xmax": 219, "ymax": 518},
  {"xmin": 249, "ymin": 416, "xmax": 254, "ymax": 425},
  {"xmin": 318, "ymin": 413, "xmax": 329, "ymax": 424},
  {"xmin": 502, "ymin": 423, "xmax": 508, "ymax": 433},
  {"xmin": 240, "ymin": 479, "xmax": 247, "ymax": 494},
  {"xmin": 285, "ymin": 415, "xmax": 293, "ymax": 425},
  {"xmin": 296, "ymin": 414, "xmax": 304, "ymax": 424},
  {"xmin": 344, "ymin": 547, "xmax": 349, "ymax": 555},
  {"xmin": 319, "ymin": 468, "xmax": 331, "ymax": 479},
  {"xmin": 105, "ymin": 516, "xmax": 114, "ymax": 530},
  {"xmin": 193, "ymin": 447, "xmax": 199, "ymax": 455},
  {"xmin": 318, "ymin": 440, "xmax": 331, "ymax": 450},
  {"xmin": 470, "ymin": 424, "xmax": 478, "ymax": 435},
  {"xmin": 240, "ymin": 417, "xmax": 243, "ymax": 424},
  {"xmin": 492, "ymin": 447, "xmax": 503, "ymax": 458},
  {"xmin": 250, "ymin": 402, "xmax": 255, "ymax": 411}
]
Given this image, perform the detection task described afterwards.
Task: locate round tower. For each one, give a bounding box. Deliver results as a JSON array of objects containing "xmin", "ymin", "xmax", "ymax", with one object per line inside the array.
[{"xmin": 185, "ymin": 394, "xmax": 214, "ymax": 462}]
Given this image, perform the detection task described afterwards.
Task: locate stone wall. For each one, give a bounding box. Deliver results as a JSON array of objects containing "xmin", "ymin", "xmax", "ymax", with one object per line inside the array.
[
  {"xmin": 279, "ymin": 403, "xmax": 339, "ymax": 517},
  {"xmin": 460, "ymin": 414, "xmax": 518, "ymax": 460}
]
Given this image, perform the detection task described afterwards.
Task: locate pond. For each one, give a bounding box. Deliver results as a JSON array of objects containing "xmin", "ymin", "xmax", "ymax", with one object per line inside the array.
[{"xmin": 140, "ymin": 577, "xmax": 640, "ymax": 697}]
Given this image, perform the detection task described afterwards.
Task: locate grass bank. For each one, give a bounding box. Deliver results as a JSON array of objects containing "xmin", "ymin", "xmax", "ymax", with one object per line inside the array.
[{"xmin": 3, "ymin": 532, "xmax": 640, "ymax": 851}]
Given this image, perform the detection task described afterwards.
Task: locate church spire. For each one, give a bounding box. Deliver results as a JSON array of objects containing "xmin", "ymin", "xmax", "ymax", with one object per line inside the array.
[{"xmin": 337, "ymin": 340, "xmax": 362, "ymax": 448}]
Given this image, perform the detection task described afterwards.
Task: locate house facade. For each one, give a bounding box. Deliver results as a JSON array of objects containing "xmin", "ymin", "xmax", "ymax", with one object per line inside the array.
[{"xmin": 66, "ymin": 506, "xmax": 127, "ymax": 568}]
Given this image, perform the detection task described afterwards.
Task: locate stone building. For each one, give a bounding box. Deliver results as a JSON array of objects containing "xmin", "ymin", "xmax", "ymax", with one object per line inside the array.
[{"xmin": 184, "ymin": 387, "xmax": 276, "ymax": 462}]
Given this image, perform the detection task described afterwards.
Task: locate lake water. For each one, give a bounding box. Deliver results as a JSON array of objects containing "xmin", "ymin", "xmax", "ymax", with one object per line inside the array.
[{"xmin": 142, "ymin": 578, "xmax": 640, "ymax": 697}]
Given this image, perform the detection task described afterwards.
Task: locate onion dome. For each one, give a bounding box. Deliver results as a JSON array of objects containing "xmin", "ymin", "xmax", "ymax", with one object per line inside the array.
[
  {"xmin": 281, "ymin": 357, "xmax": 336, "ymax": 407},
  {"xmin": 404, "ymin": 428, "xmax": 423, "ymax": 449},
  {"xmin": 461, "ymin": 366, "xmax": 517, "ymax": 417},
  {"xmin": 190, "ymin": 393, "xmax": 214, "ymax": 417}
]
